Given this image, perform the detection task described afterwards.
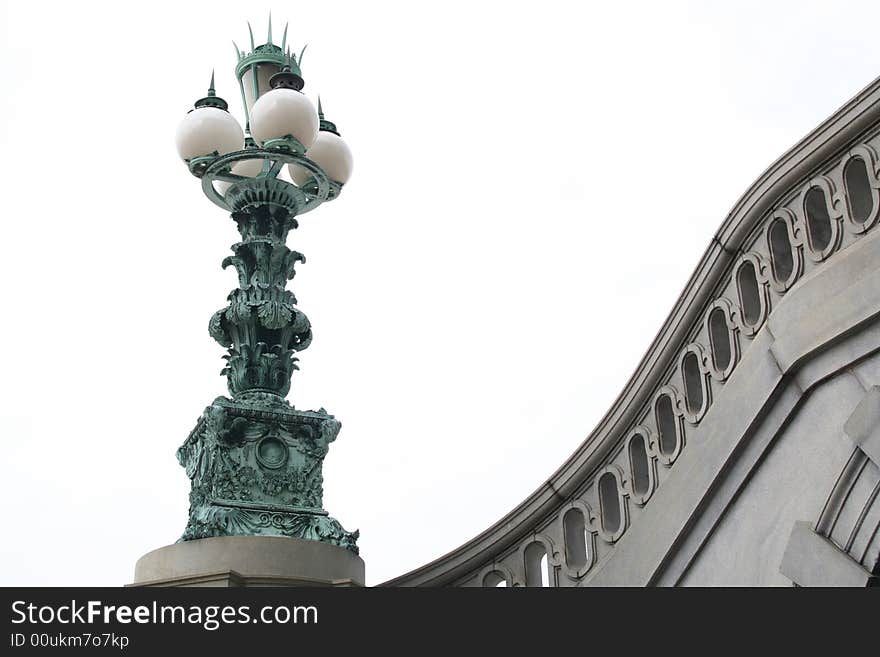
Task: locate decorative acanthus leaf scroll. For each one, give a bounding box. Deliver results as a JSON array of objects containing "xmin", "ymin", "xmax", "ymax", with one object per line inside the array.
[
  {"xmin": 178, "ymin": 202, "xmax": 358, "ymax": 553},
  {"xmin": 209, "ymin": 204, "xmax": 312, "ymax": 398},
  {"xmin": 222, "ymin": 343, "xmax": 299, "ymax": 397}
]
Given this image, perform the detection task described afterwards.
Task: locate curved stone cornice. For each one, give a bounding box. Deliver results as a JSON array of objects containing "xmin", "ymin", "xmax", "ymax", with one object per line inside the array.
[{"xmin": 383, "ymin": 76, "xmax": 880, "ymax": 587}]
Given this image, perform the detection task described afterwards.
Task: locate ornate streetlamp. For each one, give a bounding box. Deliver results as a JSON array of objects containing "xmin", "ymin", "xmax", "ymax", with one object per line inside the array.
[{"xmin": 134, "ymin": 19, "xmax": 360, "ymax": 587}]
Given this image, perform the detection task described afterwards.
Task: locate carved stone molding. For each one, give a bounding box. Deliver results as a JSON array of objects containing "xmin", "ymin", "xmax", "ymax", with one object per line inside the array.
[{"xmin": 780, "ymin": 522, "xmax": 875, "ymax": 587}]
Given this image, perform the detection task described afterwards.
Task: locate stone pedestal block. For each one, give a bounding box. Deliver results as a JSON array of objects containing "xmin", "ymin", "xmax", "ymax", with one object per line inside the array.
[{"xmin": 131, "ymin": 535, "xmax": 365, "ymax": 587}]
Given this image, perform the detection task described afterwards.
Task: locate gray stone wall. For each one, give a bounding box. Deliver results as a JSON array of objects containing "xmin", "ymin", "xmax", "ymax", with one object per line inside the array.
[{"xmin": 680, "ymin": 368, "xmax": 867, "ymax": 586}]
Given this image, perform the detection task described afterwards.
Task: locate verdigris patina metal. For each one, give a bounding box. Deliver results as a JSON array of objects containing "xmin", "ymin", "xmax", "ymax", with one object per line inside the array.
[
  {"xmin": 173, "ymin": 22, "xmax": 357, "ymax": 553},
  {"xmin": 176, "ymin": 180, "xmax": 358, "ymax": 553},
  {"xmin": 177, "ymin": 400, "xmax": 357, "ymax": 552}
]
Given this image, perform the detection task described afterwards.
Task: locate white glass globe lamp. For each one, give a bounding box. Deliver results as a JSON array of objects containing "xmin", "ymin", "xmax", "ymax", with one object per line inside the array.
[
  {"xmin": 248, "ymin": 64, "xmax": 318, "ymax": 153},
  {"xmin": 289, "ymin": 99, "xmax": 353, "ymax": 186},
  {"xmin": 216, "ymin": 156, "xmax": 266, "ymax": 195},
  {"xmin": 175, "ymin": 77, "xmax": 244, "ymax": 162}
]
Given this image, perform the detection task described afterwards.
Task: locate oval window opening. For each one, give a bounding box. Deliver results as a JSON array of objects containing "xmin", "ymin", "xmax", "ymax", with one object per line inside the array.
[
  {"xmin": 598, "ymin": 472, "xmax": 621, "ymax": 535},
  {"xmin": 482, "ymin": 570, "xmax": 507, "ymax": 587},
  {"xmin": 844, "ymin": 157, "xmax": 874, "ymax": 224},
  {"xmin": 708, "ymin": 308, "xmax": 731, "ymax": 372},
  {"xmin": 656, "ymin": 394, "xmax": 678, "ymax": 457},
  {"xmin": 629, "ymin": 434, "xmax": 650, "ymax": 497},
  {"xmin": 524, "ymin": 543, "xmax": 549, "ymax": 587},
  {"xmin": 804, "ymin": 186, "xmax": 832, "ymax": 251},
  {"xmin": 768, "ymin": 219, "xmax": 795, "ymax": 283},
  {"xmin": 563, "ymin": 509, "xmax": 588, "ymax": 571},
  {"xmin": 737, "ymin": 262, "xmax": 761, "ymax": 328},
  {"xmin": 682, "ymin": 351, "xmax": 703, "ymax": 415}
]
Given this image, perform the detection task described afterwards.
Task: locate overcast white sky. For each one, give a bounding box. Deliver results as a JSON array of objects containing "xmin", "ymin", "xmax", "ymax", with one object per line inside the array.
[{"xmin": 2, "ymin": 0, "xmax": 879, "ymax": 586}]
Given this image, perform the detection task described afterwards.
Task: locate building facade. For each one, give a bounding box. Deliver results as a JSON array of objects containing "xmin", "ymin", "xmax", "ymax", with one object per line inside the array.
[{"xmin": 383, "ymin": 78, "xmax": 880, "ymax": 587}]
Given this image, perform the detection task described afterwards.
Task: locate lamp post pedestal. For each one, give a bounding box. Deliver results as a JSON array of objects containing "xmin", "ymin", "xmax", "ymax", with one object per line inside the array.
[
  {"xmin": 174, "ymin": 396, "xmax": 358, "ymax": 550},
  {"xmin": 131, "ymin": 535, "xmax": 365, "ymax": 587},
  {"xmin": 129, "ymin": 393, "xmax": 360, "ymax": 588}
]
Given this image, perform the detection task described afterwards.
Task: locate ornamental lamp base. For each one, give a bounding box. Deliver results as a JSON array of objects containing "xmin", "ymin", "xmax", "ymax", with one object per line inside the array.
[{"xmin": 129, "ymin": 535, "xmax": 365, "ymax": 587}]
